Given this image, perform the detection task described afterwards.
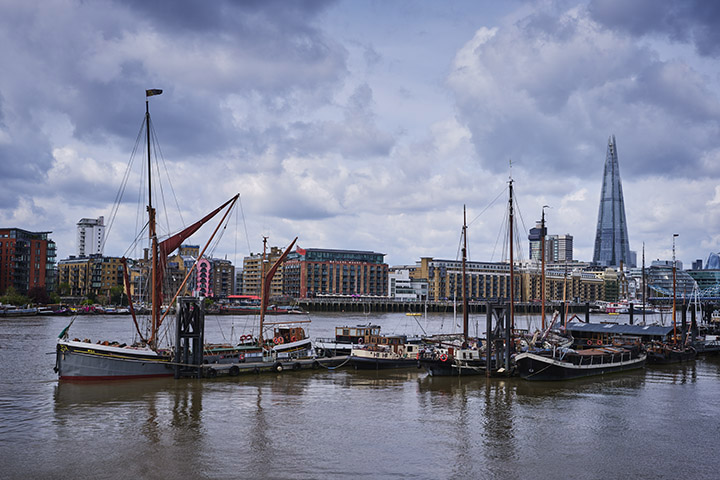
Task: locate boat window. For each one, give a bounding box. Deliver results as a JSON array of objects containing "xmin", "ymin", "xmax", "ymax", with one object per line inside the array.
[{"xmin": 343, "ymin": 329, "xmax": 349, "ymax": 335}]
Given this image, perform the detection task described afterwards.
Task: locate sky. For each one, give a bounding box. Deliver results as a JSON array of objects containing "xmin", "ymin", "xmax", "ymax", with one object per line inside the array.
[{"xmin": 1, "ymin": 0, "xmax": 719, "ymax": 270}]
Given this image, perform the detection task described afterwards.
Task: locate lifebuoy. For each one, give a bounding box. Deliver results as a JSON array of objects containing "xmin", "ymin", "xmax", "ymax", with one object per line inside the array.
[
  {"xmin": 440, "ymin": 353, "xmax": 448, "ymax": 362},
  {"xmin": 596, "ymin": 339, "xmax": 602, "ymax": 345},
  {"xmin": 416, "ymin": 353, "xmax": 420, "ymax": 360},
  {"xmin": 273, "ymin": 337, "xmax": 280, "ymax": 344},
  {"xmin": 277, "ymin": 336, "xmax": 285, "ymax": 344},
  {"xmin": 587, "ymin": 339, "xmax": 593, "ymax": 346},
  {"xmin": 358, "ymin": 337, "xmax": 363, "ymax": 344},
  {"xmin": 291, "ymin": 335, "xmax": 297, "ymax": 342}
]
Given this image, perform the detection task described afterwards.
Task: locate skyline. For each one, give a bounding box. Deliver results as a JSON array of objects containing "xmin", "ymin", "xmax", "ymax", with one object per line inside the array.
[{"xmin": 1, "ymin": 1, "xmax": 719, "ymax": 270}]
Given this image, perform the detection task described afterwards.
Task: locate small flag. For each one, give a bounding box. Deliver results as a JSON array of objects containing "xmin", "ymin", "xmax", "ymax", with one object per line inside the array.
[{"xmin": 146, "ymin": 89, "xmax": 163, "ymax": 97}]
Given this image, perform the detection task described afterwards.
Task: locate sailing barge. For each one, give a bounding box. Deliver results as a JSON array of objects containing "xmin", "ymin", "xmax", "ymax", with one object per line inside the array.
[{"xmin": 515, "ymin": 344, "xmax": 646, "ymax": 381}]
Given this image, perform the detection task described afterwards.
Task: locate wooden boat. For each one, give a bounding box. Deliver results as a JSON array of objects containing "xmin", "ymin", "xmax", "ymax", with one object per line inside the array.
[
  {"xmin": 314, "ymin": 324, "xmax": 381, "ymax": 357},
  {"xmin": 515, "ymin": 344, "xmax": 646, "ymax": 381},
  {"xmin": 644, "ymin": 235, "xmax": 697, "ymax": 365},
  {"xmin": 419, "ymin": 206, "xmax": 488, "ymax": 376},
  {"xmin": 55, "ymin": 90, "xmax": 242, "ymax": 380},
  {"xmin": 348, "ymin": 333, "xmax": 423, "ymax": 369},
  {"xmin": 645, "ymin": 342, "xmax": 697, "ymax": 364}
]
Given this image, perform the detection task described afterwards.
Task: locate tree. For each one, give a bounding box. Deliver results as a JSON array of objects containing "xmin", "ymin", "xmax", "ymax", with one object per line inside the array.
[
  {"xmin": 0, "ymin": 286, "xmax": 30, "ymax": 306},
  {"xmin": 28, "ymin": 286, "xmax": 51, "ymax": 305},
  {"xmin": 109, "ymin": 286, "xmax": 125, "ymax": 305}
]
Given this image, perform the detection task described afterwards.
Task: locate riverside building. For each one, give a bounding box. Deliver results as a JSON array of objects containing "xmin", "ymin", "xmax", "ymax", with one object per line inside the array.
[
  {"xmin": 283, "ymin": 248, "xmax": 388, "ymax": 299},
  {"xmin": 0, "ymin": 228, "xmax": 56, "ymax": 295}
]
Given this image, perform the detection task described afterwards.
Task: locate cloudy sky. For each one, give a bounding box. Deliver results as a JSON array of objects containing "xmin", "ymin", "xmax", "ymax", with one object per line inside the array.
[{"xmin": 1, "ymin": 0, "xmax": 719, "ymax": 270}]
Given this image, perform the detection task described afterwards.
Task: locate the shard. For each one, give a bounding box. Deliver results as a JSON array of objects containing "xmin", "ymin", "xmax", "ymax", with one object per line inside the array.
[{"xmin": 593, "ymin": 135, "xmax": 633, "ymax": 267}]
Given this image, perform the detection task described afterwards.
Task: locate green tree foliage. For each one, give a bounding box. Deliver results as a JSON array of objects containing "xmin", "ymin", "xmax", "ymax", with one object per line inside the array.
[{"xmin": 0, "ymin": 286, "xmax": 30, "ymax": 306}]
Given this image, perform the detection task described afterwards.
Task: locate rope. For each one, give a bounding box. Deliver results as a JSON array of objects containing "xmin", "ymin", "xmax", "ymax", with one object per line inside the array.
[{"xmin": 317, "ymin": 356, "xmax": 351, "ymax": 370}]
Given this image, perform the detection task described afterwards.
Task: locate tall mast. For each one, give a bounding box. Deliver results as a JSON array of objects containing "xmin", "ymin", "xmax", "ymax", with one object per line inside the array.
[
  {"xmin": 462, "ymin": 205, "xmax": 468, "ymax": 341},
  {"xmin": 541, "ymin": 206, "xmax": 548, "ymax": 330},
  {"xmin": 642, "ymin": 242, "xmax": 646, "ymax": 325},
  {"xmin": 145, "ymin": 89, "xmax": 162, "ymax": 348},
  {"xmin": 672, "ymin": 233, "xmax": 678, "ymax": 345},
  {"xmin": 259, "ymin": 236, "xmax": 269, "ymax": 349},
  {"xmin": 508, "ymin": 179, "xmax": 515, "ymax": 332}
]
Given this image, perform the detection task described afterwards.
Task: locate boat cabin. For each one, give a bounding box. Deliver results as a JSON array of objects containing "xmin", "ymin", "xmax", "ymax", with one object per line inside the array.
[
  {"xmin": 565, "ymin": 321, "xmax": 673, "ymax": 346},
  {"xmin": 334, "ymin": 325, "xmax": 381, "ymax": 344},
  {"xmin": 273, "ymin": 326, "xmax": 307, "ymax": 344}
]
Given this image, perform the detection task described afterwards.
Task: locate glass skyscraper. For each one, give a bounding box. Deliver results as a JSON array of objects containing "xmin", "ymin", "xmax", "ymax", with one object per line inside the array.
[{"xmin": 593, "ymin": 135, "xmax": 633, "ymax": 267}]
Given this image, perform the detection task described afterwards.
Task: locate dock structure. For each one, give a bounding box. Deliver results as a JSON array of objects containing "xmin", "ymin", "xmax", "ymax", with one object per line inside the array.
[
  {"xmin": 201, "ymin": 356, "xmax": 350, "ymax": 378},
  {"xmin": 174, "ymin": 297, "xmax": 205, "ymax": 379},
  {"xmin": 297, "ymin": 298, "xmax": 592, "ymax": 315}
]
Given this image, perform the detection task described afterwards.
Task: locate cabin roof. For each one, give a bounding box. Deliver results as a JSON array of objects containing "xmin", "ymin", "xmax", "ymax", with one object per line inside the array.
[{"xmin": 564, "ymin": 321, "xmax": 673, "ymax": 336}]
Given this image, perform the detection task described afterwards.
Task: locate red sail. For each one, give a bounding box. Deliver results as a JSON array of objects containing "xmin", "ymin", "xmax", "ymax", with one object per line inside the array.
[{"xmin": 156, "ymin": 195, "xmax": 238, "ymax": 302}]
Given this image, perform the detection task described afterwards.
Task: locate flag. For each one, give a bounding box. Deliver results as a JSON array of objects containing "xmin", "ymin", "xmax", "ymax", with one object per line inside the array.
[{"xmin": 146, "ymin": 89, "xmax": 163, "ymax": 97}]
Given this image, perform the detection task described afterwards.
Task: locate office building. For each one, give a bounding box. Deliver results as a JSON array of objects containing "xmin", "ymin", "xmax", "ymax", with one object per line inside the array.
[{"xmin": 593, "ymin": 135, "xmax": 633, "ymax": 267}]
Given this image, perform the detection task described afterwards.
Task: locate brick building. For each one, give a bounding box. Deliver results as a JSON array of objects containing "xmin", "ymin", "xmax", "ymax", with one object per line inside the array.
[{"xmin": 0, "ymin": 228, "xmax": 56, "ymax": 295}]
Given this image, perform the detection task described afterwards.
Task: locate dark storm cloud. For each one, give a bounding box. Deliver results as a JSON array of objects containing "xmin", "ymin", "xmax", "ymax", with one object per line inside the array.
[
  {"xmin": 0, "ymin": 0, "xmax": 347, "ymax": 195},
  {"xmin": 588, "ymin": 0, "xmax": 720, "ymax": 57}
]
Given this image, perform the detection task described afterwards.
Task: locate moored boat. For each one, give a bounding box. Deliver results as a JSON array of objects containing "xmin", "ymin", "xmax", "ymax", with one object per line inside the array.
[
  {"xmin": 314, "ymin": 324, "xmax": 381, "ymax": 357},
  {"xmin": 515, "ymin": 344, "xmax": 646, "ymax": 381},
  {"xmin": 55, "ymin": 90, "xmax": 242, "ymax": 381},
  {"xmin": 348, "ymin": 333, "xmax": 423, "ymax": 369},
  {"xmin": 645, "ymin": 342, "xmax": 696, "ymax": 364}
]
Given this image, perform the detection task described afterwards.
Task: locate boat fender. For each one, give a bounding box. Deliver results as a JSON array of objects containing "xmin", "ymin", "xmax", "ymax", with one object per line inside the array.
[
  {"xmin": 439, "ymin": 353, "xmax": 448, "ymax": 362},
  {"xmin": 229, "ymin": 366, "xmax": 240, "ymax": 376},
  {"xmin": 274, "ymin": 362, "xmax": 283, "ymax": 372},
  {"xmin": 293, "ymin": 362, "xmax": 301, "ymax": 371},
  {"xmin": 206, "ymin": 368, "xmax": 217, "ymax": 378},
  {"xmin": 312, "ymin": 361, "xmax": 320, "ymax": 369}
]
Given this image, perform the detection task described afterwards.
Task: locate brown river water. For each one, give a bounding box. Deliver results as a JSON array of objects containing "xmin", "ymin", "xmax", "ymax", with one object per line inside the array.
[{"xmin": 1, "ymin": 312, "xmax": 719, "ymax": 479}]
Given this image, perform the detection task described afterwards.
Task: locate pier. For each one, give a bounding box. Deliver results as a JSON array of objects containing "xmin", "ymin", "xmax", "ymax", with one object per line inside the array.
[{"xmin": 297, "ymin": 298, "xmax": 592, "ymax": 315}]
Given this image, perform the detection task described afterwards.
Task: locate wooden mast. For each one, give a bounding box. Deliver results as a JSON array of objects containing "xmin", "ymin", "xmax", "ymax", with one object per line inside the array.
[
  {"xmin": 462, "ymin": 205, "xmax": 468, "ymax": 342},
  {"xmin": 541, "ymin": 206, "xmax": 548, "ymax": 330},
  {"xmin": 145, "ymin": 89, "xmax": 161, "ymax": 348},
  {"xmin": 508, "ymin": 178, "xmax": 515, "ymax": 332},
  {"xmin": 259, "ymin": 236, "xmax": 269, "ymax": 349},
  {"xmin": 672, "ymin": 233, "xmax": 678, "ymax": 345},
  {"xmin": 642, "ymin": 242, "xmax": 646, "ymax": 325}
]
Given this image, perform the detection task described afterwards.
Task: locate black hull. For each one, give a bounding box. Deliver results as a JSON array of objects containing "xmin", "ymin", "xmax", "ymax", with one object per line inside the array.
[
  {"xmin": 646, "ymin": 348, "xmax": 696, "ymax": 364},
  {"xmin": 420, "ymin": 359, "xmax": 486, "ymax": 376},
  {"xmin": 516, "ymin": 352, "xmax": 646, "ymax": 381},
  {"xmin": 349, "ymin": 356, "xmax": 418, "ymax": 370}
]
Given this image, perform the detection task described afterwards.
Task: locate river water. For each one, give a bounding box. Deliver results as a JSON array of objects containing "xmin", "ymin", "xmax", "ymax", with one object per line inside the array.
[{"xmin": 1, "ymin": 311, "xmax": 719, "ymax": 479}]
